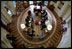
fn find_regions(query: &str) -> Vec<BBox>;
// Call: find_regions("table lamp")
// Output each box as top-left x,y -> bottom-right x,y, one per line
47,24 -> 52,30
20,24 -> 26,29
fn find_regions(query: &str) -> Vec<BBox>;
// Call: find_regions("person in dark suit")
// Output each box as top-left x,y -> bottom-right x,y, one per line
25,17 -> 33,27
41,19 -> 45,25
41,24 -> 47,30
25,10 -> 33,27
41,20 -> 46,30
38,2 -> 42,6
27,32 -> 34,38
25,16 -> 29,23
41,10 -> 48,20
25,23 -> 30,27
26,28 -> 35,38
44,12 -> 48,21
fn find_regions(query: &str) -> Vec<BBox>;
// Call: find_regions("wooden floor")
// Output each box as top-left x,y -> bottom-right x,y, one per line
7,7 -> 63,48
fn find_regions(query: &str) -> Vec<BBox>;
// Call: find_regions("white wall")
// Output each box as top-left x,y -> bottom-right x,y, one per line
57,24 -> 71,48
1,1 -> 12,24
50,1 -> 71,17
1,1 -> 16,25
50,1 -> 71,48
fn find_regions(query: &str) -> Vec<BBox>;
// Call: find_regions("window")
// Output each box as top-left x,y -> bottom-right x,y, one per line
1,19 -> 7,25
3,4 -> 7,7
12,1 -> 16,7
37,1 -> 42,3
3,4 -> 12,17
44,1 -> 48,5
29,1 -> 33,4
3,4 -> 8,11
1,14 -> 8,25
37,1 -> 42,6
